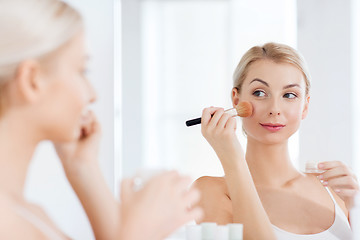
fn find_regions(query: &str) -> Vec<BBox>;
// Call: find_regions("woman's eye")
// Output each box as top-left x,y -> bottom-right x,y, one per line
284,93 -> 297,99
253,90 -> 266,97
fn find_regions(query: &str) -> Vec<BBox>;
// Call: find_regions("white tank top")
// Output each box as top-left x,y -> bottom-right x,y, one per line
14,204 -> 67,240
272,187 -> 353,240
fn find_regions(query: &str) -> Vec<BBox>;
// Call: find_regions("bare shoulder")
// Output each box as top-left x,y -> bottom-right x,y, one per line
192,176 -> 232,224
192,176 -> 228,194
0,193 -> 50,239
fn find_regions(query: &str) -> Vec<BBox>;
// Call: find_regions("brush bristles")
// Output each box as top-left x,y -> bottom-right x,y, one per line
235,101 -> 253,117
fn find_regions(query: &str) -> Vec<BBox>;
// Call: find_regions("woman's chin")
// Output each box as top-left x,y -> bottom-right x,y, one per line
248,133 -> 288,145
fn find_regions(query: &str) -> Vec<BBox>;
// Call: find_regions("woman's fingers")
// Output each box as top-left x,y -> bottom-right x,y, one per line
176,176 -> 193,191
217,113 -> 232,130
225,116 -> 237,131
80,110 -> 101,139
88,110 -> 101,134
186,206 -> 204,223
119,171 -> 204,240
318,161 -> 345,171
324,176 -> 359,189
318,161 -> 358,185
183,188 -> 201,207
80,110 -> 92,137
201,107 -> 222,126
207,108 -> 225,129
178,189 -> 203,225
201,107 -> 237,133
318,161 -> 359,210
334,188 -> 359,197
319,166 -> 350,180
332,188 -> 359,209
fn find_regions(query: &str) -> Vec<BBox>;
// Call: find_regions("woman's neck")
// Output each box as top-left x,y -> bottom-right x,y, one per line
245,137 -> 301,188
0,113 -> 39,199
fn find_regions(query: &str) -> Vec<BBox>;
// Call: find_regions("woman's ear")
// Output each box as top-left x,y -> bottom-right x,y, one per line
302,95 -> 310,119
232,87 -> 240,107
14,60 -> 44,104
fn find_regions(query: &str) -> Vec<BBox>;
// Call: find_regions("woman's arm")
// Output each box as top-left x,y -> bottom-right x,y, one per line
55,111 -> 203,240
200,107 -> 276,240
64,163 -> 119,240
54,111 -> 119,240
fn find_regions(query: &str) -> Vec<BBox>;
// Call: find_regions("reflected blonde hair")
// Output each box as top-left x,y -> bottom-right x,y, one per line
233,42 -> 311,95
0,0 -> 83,113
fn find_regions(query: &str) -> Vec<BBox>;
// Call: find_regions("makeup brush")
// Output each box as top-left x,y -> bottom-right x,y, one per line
185,101 -> 253,127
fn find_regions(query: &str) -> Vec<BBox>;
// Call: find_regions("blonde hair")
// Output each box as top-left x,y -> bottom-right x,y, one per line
233,42 -> 311,95
0,0 -> 83,113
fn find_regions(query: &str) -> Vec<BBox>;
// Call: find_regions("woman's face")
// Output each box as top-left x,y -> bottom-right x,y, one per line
37,31 -> 96,142
234,59 -> 310,145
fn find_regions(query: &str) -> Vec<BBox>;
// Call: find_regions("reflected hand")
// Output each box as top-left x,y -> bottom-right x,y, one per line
318,161 -> 359,209
119,171 -> 203,240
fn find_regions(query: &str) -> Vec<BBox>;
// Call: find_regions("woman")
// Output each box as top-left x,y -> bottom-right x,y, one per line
193,42 -> 357,240
0,0 -> 202,239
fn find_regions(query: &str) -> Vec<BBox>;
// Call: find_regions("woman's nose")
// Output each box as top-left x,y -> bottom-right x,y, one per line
269,111 -> 280,116
268,99 -> 281,116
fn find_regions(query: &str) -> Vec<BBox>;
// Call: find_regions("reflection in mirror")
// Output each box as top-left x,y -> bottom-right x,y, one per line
122,0 -> 298,179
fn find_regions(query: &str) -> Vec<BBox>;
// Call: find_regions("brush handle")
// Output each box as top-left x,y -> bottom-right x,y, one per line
185,108 -> 237,127
186,117 -> 201,127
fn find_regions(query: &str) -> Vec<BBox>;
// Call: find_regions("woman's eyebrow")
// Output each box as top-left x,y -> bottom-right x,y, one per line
250,79 -> 301,89
283,84 -> 301,89
250,78 -> 269,87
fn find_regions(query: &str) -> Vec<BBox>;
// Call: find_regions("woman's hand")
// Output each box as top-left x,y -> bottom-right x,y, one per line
318,161 -> 359,209
201,107 -> 244,167
200,107 -> 276,240
53,110 -> 100,174
118,171 -> 203,240
53,112 -> 122,240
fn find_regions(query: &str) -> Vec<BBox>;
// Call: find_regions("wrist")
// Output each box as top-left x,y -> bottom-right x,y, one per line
216,148 -> 244,166
64,161 -> 100,181
119,214 -> 148,240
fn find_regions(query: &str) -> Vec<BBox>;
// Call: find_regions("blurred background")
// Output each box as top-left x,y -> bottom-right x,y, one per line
23,0 -> 360,239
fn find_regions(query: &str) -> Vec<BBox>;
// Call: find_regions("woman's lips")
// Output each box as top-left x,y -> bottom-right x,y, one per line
260,123 -> 285,132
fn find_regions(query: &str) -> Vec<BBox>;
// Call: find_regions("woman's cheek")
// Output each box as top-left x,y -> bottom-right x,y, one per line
72,77 -> 89,107
241,109 -> 261,134
249,102 -> 269,121
286,103 -> 304,122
